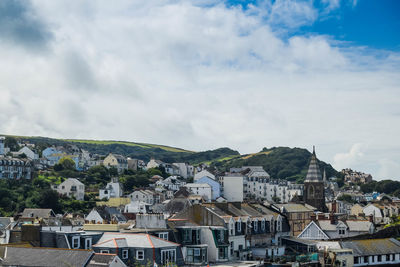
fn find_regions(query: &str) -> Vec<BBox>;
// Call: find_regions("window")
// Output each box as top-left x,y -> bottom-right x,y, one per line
261,220 -> 265,231
122,249 -> 129,259
161,249 -> 176,264
338,228 -> 346,235
253,221 -> 258,232
100,250 -> 109,254
230,223 -> 234,235
216,230 -> 225,243
158,232 -> 169,240
84,238 -> 92,250
237,222 -> 241,232
218,247 -> 227,259
136,250 -> 144,260
72,236 -> 80,249
183,229 -> 192,242
354,257 -> 359,264
378,255 -> 381,262
364,256 -> 369,263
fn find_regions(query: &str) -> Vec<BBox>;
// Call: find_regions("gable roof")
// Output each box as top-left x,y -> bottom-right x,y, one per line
2,247 -> 93,267
87,253 -> 125,267
93,233 -> 179,249
297,220 -> 330,240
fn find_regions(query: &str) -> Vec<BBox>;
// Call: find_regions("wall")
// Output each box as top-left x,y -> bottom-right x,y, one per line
222,176 -> 243,202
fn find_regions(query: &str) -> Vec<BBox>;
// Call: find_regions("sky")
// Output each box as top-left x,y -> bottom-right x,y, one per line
0,0 -> 399,180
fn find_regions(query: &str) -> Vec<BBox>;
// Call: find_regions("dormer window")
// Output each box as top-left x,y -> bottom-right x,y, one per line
338,227 -> 346,235
237,221 -> 241,232
253,220 -> 258,232
261,220 -> 265,231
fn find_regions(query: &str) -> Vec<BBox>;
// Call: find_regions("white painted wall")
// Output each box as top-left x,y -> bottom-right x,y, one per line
222,175 -> 243,202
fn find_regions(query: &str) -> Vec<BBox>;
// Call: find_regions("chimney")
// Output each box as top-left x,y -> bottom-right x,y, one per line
329,212 -> 335,224
310,214 -> 317,222
318,214 -> 325,221
332,200 -> 337,213
369,214 -> 374,223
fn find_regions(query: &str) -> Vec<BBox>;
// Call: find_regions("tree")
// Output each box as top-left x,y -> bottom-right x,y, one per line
5,137 -> 19,151
38,189 -> 62,213
58,157 -> 76,170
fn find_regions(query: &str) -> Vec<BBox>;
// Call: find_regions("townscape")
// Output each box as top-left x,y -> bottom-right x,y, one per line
1,136 -> 400,267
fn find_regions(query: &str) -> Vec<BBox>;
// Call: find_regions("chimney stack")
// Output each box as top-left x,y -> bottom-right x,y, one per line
329,212 -> 335,224
318,213 -> 325,221
311,214 -> 317,222
332,200 -> 337,213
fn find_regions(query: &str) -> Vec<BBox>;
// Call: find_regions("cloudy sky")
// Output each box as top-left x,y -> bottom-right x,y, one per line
0,0 -> 399,179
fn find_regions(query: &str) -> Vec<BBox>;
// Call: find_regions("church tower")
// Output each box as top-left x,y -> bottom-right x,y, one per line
303,146 -> 327,212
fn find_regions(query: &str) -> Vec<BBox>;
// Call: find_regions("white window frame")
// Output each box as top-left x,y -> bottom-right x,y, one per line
72,236 -> 80,249
122,249 -> 129,259
161,249 -> 176,264
253,220 -> 258,232
100,249 -> 110,254
84,238 -> 92,250
237,221 -> 241,232
136,250 -> 144,260
261,220 -> 265,231
158,232 -> 169,240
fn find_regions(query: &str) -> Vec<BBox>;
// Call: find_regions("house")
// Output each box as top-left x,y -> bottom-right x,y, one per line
341,238 -> 400,266
220,174 -> 243,202
128,189 -> 161,205
103,153 -> 128,174
363,204 -> 384,224
350,203 -> 365,217
88,253 -> 127,267
0,246 -> 126,267
194,169 -> 215,181
171,202 -> 290,261
92,232 -> 184,266
85,207 -> 127,224
124,201 -> 150,213
40,228 -> 103,250
52,178 -> 85,200
184,183 -> 212,201
14,146 -> 39,160
0,157 -> 33,179
99,177 -> 123,200
0,136 -> 4,155
156,176 -> 186,192
42,146 -> 66,166
271,203 -> 315,236
195,176 -> 221,200
297,216 -> 374,240
146,158 -> 164,169
21,208 -> 56,219
0,217 -> 13,244
173,163 -> 194,179
127,158 -> 138,171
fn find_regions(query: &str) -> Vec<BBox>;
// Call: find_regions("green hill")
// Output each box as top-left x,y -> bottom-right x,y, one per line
211,146 -> 338,183
4,135 -> 240,164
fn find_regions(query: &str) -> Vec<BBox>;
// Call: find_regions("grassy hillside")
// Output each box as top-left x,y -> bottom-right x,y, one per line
5,135 -> 239,164
212,147 -> 338,183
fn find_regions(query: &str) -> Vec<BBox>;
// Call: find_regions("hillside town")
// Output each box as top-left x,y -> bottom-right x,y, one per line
1,137 -> 400,267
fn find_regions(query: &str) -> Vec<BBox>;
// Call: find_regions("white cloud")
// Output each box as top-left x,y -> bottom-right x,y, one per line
0,0 -> 399,179
333,143 -> 365,170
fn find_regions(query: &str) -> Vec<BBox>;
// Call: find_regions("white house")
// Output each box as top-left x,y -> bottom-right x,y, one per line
52,178 -> 85,200
173,163 -> 194,179
99,178 -> 123,200
363,204 -> 384,224
221,174 -> 243,202
184,183 -> 212,201
124,200 -> 150,213
194,170 -> 215,181
85,209 -> 105,224
156,176 -> 185,192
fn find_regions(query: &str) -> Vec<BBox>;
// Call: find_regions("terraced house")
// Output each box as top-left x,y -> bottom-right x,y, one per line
0,157 -> 32,179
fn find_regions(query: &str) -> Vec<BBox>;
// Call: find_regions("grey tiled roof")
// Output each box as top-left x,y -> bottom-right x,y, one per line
2,247 -> 93,267
94,233 -> 179,249
340,238 -> 400,256
87,254 -> 123,267
21,208 -> 54,218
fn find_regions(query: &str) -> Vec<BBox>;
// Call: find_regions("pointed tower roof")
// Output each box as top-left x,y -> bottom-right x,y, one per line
305,146 -> 322,182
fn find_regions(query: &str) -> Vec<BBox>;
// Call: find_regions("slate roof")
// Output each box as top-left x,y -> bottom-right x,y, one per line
2,246 -> 93,267
276,203 -> 315,213
87,253 -> 123,267
21,208 -> 54,218
305,147 -> 322,182
93,233 -> 179,249
340,238 -> 400,256
0,217 -> 12,230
